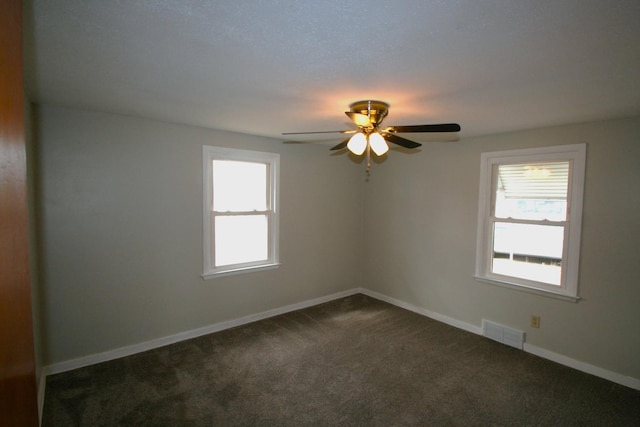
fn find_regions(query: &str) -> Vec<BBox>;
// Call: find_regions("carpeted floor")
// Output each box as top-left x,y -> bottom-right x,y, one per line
43,294 -> 640,426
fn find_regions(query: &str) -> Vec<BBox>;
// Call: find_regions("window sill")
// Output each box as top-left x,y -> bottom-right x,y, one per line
473,275 -> 580,302
202,263 -> 280,280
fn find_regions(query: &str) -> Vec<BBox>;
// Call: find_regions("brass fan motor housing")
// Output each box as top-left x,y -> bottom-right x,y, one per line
349,100 -> 390,126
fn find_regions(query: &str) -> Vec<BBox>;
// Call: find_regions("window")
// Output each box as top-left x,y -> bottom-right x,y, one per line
475,144 -> 586,300
203,146 -> 279,278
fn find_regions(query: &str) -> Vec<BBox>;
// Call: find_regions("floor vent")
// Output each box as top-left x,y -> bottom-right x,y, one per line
482,320 -> 525,350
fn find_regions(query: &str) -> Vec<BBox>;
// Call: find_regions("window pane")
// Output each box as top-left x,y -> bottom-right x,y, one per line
215,215 -> 268,266
495,162 -> 568,221
491,222 -> 564,286
213,160 -> 267,211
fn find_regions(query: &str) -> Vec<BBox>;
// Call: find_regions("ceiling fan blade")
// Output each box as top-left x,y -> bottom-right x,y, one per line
345,112 -> 372,127
388,123 -> 461,133
383,133 -> 422,149
282,130 -> 355,135
330,136 -> 351,151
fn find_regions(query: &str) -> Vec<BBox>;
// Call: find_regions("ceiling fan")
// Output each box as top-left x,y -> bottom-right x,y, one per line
283,100 -> 461,171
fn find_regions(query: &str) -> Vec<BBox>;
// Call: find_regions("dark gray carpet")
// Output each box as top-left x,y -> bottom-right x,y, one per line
43,294 -> 640,426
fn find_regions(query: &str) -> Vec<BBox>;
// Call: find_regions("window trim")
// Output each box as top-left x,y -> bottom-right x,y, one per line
474,144 -> 586,301
202,145 -> 280,279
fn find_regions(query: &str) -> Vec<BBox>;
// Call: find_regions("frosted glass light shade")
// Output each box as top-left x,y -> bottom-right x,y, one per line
369,132 -> 389,155
347,133 -> 367,155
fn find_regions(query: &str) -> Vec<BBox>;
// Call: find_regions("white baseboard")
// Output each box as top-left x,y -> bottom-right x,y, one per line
524,343 -> 640,391
38,372 -> 46,426
359,288 -> 483,335
41,286 -> 640,399
360,288 -> 640,391
43,288 -> 360,377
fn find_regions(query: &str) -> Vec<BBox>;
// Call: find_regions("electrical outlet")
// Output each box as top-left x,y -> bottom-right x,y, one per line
530,315 -> 541,328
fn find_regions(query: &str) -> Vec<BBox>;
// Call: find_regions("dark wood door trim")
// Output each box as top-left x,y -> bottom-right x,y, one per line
0,0 -> 40,424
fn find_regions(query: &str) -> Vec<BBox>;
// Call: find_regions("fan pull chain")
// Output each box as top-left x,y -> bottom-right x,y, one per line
365,101 -> 372,174
365,143 -> 372,181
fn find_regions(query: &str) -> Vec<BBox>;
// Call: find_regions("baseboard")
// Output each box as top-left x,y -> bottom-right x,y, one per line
41,286 -> 640,398
524,343 -> 640,391
359,288 -> 483,335
43,288 -> 360,377
38,371 -> 46,426
360,287 -> 640,391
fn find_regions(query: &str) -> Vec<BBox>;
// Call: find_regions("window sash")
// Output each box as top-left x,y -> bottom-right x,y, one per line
211,212 -> 272,268
212,160 -> 270,212
488,220 -> 568,287
210,210 -> 275,267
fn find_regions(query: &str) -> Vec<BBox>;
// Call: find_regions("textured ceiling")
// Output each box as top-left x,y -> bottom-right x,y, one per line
24,0 -> 640,142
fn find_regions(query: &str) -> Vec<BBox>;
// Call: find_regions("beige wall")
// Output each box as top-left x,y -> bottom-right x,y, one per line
37,105 -> 640,382
37,105 -> 364,365
362,117 -> 640,381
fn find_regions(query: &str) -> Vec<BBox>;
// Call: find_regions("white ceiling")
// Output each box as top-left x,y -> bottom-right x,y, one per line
24,0 -> 640,143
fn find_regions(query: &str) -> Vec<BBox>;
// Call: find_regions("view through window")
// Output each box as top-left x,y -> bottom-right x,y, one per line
491,162 -> 568,286
213,160 -> 269,267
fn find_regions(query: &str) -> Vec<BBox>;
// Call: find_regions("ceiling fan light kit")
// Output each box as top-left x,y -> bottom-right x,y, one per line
283,100 -> 461,172
346,132 -> 367,155
368,132 -> 389,156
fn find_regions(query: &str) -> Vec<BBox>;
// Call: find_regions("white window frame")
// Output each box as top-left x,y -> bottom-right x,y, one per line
202,145 -> 279,279
475,144 -> 586,301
